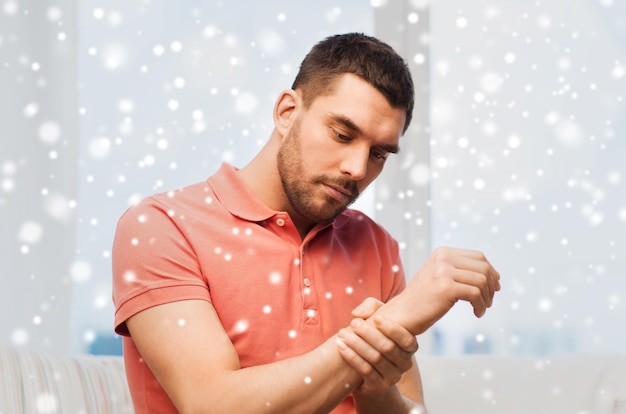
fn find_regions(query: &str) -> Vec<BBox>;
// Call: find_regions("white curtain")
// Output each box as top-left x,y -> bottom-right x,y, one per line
0,1 -> 78,354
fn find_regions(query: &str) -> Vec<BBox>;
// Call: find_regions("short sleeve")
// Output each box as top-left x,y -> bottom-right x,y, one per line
112,197 -> 211,336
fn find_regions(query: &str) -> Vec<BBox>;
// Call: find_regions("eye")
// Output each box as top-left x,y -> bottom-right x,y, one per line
334,130 -> 351,142
370,148 -> 390,162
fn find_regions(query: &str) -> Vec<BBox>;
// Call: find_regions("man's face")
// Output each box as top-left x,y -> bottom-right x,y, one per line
277,73 -> 406,226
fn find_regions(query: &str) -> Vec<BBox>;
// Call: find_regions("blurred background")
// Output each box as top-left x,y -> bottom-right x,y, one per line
1,0 -> 624,357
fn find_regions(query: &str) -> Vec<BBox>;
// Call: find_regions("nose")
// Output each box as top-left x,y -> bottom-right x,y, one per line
339,146 -> 369,181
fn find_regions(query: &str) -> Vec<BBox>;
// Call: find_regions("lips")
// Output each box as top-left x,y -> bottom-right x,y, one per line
323,183 -> 354,203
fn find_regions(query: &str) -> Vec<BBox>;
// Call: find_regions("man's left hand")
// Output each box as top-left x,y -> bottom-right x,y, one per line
336,298 -> 418,396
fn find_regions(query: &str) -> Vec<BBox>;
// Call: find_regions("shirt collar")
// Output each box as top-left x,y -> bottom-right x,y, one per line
207,162 -> 276,222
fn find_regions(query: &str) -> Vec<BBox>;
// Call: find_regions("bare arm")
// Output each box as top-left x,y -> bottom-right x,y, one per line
378,247 -> 501,336
126,247 -> 498,413
126,299 -> 362,414
337,247 -> 500,413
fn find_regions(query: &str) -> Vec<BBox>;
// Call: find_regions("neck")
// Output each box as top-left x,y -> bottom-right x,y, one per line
237,131 -> 315,238
237,131 -> 282,207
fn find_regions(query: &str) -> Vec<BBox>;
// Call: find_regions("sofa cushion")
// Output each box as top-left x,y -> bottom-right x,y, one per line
0,347 -> 133,413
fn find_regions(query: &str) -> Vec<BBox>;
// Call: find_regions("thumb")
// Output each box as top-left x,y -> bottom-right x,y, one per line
351,297 -> 384,318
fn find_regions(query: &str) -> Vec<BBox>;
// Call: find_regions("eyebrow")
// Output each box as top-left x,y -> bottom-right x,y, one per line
328,112 -> 401,154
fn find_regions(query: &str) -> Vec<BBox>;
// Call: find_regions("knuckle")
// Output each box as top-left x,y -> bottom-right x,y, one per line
363,297 -> 380,308
434,265 -> 452,281
399,359 -> 413,372
360,363 -> 375,377
432,246 -> 450,261
380,340 -> 396,355
369,351 -> 384,365
402,338 -> 418,352
435,274 -> 455,293
395,333 -> 416,351
470,286 -> 483,302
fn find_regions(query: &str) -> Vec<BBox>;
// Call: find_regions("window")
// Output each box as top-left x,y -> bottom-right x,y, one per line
73,0 -> 375,354
3,0 -> 624,358
428,0 -> 626,355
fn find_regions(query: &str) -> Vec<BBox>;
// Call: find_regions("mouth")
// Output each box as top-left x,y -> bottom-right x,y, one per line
322,183 -> 354,204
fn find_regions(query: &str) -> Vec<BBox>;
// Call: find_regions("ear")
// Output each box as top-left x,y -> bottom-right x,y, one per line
273,89 -> 300,137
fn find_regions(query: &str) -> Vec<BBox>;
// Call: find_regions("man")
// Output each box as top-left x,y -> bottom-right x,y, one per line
112,32 -> 501,413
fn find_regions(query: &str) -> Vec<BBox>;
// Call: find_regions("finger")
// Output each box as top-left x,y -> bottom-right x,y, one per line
448,248 -> 496,274
345,321 -> 400,378
483,266 -> 496,303
349,318 -> 414,373
446,281 -> 488,318
351,297 -> 384,319
477,254 -> 501,296
336,335 -> 376,379
337,329 -> 387,384
494,269 -> 502,291
437,246 -> 486,262
448,267 -> 491,312
372,314 -> 419,354
451,256 -> 498,307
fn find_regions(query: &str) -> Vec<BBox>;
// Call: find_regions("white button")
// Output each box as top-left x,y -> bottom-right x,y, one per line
303,277 -> 311,287
276,218 -> 285,226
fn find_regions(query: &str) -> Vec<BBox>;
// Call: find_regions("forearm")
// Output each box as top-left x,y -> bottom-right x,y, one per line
177,335 -> 362,414
128,300 -> 369,414
374,246 -> 502,336
374,291 -> 432,335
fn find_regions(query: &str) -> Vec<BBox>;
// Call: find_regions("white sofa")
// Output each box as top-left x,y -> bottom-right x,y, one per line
0,347 -> 133,413
2,346 -> 625,413
417,354 -> 626,414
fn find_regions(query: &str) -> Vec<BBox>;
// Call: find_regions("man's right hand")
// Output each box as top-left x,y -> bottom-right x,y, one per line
379,247 -> 501,335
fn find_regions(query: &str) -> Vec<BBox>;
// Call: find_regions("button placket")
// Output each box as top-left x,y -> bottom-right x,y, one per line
300,246 -> 319,324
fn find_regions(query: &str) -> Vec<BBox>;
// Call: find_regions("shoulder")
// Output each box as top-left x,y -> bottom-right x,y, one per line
116,181 -> 214,225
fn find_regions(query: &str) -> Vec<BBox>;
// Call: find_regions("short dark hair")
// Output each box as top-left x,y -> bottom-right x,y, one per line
291,32 -> 414,134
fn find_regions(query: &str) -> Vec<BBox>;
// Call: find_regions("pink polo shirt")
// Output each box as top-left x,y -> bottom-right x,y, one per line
112,162 -> 406,413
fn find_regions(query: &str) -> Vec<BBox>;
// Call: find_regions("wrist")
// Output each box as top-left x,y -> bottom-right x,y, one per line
376,295 -> 427,335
